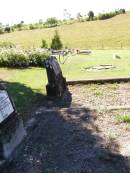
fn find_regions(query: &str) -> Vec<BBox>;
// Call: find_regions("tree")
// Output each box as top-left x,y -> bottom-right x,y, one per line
4,26 -> 11,33
119,8 -> 126,14
88,11 -> 94,20
20,21 -> 24,25
41,39 -> 48,48
16,21 -> 24,31
45,17 -> 58,27
51,30 -> 63,50
77,13 -> 82,21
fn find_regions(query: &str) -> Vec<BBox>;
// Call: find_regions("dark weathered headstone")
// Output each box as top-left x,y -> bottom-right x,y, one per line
0,84 -> 26,163
44,56 -> 68,97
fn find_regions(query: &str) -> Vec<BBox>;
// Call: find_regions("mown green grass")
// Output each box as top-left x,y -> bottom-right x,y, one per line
0,13 -> 130,48
62,50 -> 130,80
0,50 -> 130,117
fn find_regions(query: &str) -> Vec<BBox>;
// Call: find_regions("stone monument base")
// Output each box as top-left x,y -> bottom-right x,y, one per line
0,114 -> 26,161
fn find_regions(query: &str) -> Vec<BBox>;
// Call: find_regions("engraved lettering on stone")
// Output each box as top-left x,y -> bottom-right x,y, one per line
0,90 -> 14,123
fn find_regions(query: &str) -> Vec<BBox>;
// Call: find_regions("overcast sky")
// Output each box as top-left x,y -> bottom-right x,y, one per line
0,0 -> 130,25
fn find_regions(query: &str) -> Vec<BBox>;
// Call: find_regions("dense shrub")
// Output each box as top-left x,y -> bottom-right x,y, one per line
98,12 -> 117,20
6,52 -> 29,68
0,49 -> 29,68
28,50 -> 49,67
0,48 -> 49,68
119,9 -> 126,14
29,24 -> 37,30
115,9 -> 126,15
45,17 -> 58,27
4,26 -> 11,33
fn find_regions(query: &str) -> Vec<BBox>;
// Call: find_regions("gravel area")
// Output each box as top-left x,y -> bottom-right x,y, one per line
69,83 -> 130,108
2,83 -> 130,173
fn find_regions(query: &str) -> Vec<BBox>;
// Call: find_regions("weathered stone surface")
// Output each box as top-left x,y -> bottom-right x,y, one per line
44,56 -> 68,97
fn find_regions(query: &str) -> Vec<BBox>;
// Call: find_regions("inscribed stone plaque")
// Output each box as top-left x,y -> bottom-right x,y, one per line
0,90 -> 14,123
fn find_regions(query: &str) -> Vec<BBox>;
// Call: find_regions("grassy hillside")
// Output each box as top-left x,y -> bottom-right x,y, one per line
0,12 -> 130,49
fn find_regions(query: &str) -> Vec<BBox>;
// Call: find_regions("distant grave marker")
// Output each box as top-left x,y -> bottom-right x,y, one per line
44,56 -> 68,97
83,64 -> 115,72
76,49 -> 92,55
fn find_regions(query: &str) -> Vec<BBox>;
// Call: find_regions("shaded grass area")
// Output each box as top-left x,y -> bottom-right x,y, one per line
5,81 -> 46,121
0,68 -> 47,120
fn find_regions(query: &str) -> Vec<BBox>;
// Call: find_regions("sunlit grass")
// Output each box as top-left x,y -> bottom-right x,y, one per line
0,12 -> 130,48
116,115 -> 130,123
61,50 -> 130,80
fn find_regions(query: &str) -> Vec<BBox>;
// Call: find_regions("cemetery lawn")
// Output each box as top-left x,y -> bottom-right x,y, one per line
61,50 -> 130,80
0,50 -> 130,118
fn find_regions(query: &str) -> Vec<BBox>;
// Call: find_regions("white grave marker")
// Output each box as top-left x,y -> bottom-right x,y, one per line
0,90 -> 14,123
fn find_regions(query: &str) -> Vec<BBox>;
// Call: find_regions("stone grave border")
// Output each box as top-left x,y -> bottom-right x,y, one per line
67,77 -> 130,85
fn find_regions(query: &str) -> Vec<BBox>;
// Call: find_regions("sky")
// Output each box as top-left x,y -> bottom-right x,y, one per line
0,0 -> 130,25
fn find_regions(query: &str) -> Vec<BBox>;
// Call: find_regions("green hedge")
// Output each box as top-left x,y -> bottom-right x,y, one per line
98,12 -> 117,20
0,48 -> 49,68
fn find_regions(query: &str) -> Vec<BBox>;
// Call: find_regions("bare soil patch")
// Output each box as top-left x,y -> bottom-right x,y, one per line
70,83 -> 130,107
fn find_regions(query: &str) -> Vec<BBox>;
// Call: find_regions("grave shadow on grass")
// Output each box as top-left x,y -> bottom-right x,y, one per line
0,80 -> 47,121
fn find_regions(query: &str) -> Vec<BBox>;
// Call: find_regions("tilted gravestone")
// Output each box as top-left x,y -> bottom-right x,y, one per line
44,56 -> 68,97
0,84 -> 26,163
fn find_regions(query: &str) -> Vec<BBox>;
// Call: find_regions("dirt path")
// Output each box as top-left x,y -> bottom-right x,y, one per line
3,84 -> 130,173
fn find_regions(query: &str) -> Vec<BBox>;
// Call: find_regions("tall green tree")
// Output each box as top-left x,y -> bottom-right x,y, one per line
88,11 -> 94,20
51,30 -> 63,50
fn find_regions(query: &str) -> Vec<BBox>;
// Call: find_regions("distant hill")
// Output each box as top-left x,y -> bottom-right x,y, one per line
0,12 -> 130,49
